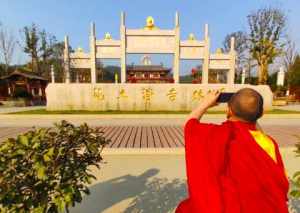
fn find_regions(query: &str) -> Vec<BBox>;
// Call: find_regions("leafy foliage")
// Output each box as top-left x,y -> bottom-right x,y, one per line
22,23 -> 68,79
247,7 -> 286,84
290,135 -> 300,199
23,24 -> 39,73
0,120 -> 110,213
288,55 -> 300,87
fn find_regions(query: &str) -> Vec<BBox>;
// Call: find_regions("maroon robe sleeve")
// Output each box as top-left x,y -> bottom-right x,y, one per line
182,118 -> 230,213
269,136 -> 290,201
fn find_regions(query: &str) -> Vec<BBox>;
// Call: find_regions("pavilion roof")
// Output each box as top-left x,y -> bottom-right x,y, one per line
0,70 -> 48,81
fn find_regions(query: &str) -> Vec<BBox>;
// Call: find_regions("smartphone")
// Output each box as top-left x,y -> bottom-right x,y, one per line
216,92 -> 235,103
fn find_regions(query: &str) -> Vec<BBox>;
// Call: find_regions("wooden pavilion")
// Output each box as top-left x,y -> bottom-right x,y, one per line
0,70 -> 48,104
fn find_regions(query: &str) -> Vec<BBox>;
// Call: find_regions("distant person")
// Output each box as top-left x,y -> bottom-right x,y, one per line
176,88 -> 289,213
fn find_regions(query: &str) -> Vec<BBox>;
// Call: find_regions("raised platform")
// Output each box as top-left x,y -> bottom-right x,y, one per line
46,83 -> 273,111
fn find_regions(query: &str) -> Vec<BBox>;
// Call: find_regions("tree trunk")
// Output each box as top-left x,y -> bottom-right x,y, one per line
258,63 -> 268,85
32,57 -> 39,73
4,63 -> 9,75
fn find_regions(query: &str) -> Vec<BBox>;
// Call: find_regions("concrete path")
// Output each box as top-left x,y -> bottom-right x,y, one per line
69,149 -> 300,213
275,104 -> 300,112
0,106 -> 45,114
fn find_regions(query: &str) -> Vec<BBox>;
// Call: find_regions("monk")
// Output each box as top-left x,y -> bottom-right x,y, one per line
176,88 -> 289,213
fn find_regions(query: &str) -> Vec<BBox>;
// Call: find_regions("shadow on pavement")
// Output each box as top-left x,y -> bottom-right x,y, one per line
67,168 -> 300,212
289,179 -> 300,213
123,177 -> 186,213
289,198 -> 300,213
70,168 -> 187,213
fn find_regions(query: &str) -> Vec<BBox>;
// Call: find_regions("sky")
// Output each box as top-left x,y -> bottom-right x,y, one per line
1,0 -> 299,74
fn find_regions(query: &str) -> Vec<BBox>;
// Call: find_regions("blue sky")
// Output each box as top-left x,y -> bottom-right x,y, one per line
1,0 -> 299,73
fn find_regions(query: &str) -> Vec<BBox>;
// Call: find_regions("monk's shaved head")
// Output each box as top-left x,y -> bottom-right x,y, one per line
228,88 -> 264,123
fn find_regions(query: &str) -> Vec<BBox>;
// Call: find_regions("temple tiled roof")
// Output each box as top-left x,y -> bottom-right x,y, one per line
126,65 -> 171,72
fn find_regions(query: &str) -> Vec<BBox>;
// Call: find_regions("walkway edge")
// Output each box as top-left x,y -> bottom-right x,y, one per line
1,114 -> 300,119
102,147 -> 295,155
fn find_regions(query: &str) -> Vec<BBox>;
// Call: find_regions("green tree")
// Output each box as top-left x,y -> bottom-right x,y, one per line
267,71 -> 278,91
23,23 -> 39,73
49,42 -> 65,82
247,7 -> 286,85
287,55 -> 300,87
39,30 -> 57,77
22,24 -> 62,78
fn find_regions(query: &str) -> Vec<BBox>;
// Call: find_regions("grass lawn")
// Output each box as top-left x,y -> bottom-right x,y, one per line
9,109 -> 300,114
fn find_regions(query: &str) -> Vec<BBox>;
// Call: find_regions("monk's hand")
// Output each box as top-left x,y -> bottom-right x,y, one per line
186,90 -> 221,122
201,90 -> 221,109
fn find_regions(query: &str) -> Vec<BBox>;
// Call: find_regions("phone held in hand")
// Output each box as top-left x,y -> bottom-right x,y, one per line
216,92 -> 235,103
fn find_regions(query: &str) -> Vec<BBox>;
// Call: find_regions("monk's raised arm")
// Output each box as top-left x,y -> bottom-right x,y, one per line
185,90 -> 220,124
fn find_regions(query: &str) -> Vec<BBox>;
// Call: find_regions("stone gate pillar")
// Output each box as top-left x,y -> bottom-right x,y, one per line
90,22 -> 97,84
173,12 -> 180,83
64,36 -> 70,83
228,37 -> 236,85
202,24 -> 210,84
120,12 -> 126,83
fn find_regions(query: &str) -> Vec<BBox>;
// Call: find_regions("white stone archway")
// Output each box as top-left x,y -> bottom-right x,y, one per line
64,12 -> 236,85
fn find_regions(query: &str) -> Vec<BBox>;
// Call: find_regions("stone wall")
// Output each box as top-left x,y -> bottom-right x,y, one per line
46,83 -> 273,111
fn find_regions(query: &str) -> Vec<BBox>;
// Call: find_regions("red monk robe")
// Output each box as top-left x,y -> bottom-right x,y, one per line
176,118 -> 289,213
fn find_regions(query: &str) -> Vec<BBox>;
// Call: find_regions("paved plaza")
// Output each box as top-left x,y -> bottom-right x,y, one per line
0,113 -> 299,212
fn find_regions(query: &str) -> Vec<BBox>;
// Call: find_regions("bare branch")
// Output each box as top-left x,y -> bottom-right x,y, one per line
0,24 -> 16,74
282,36 -> 297,72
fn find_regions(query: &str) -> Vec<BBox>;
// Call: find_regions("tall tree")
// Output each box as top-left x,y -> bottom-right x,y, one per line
247,7 -> 286,84
49,41 -> 65,82
288,55 -> 300,87
22,24 -> 59,77
282,37 -> 297,72
23,23 -> 39,73
223,31 -> 249,80
39,29 -> 57,76
0,23 -> 16,75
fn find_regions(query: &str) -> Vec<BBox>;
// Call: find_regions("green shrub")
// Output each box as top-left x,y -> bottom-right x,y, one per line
290,135 -> 300,199
0,120 -> 110,213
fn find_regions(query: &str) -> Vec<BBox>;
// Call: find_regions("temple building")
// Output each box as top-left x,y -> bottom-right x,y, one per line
126,55 -> 173,83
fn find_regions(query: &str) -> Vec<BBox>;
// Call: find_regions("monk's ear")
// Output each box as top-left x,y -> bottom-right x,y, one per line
227,106 -> 233,117
255,108 -> 264,120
